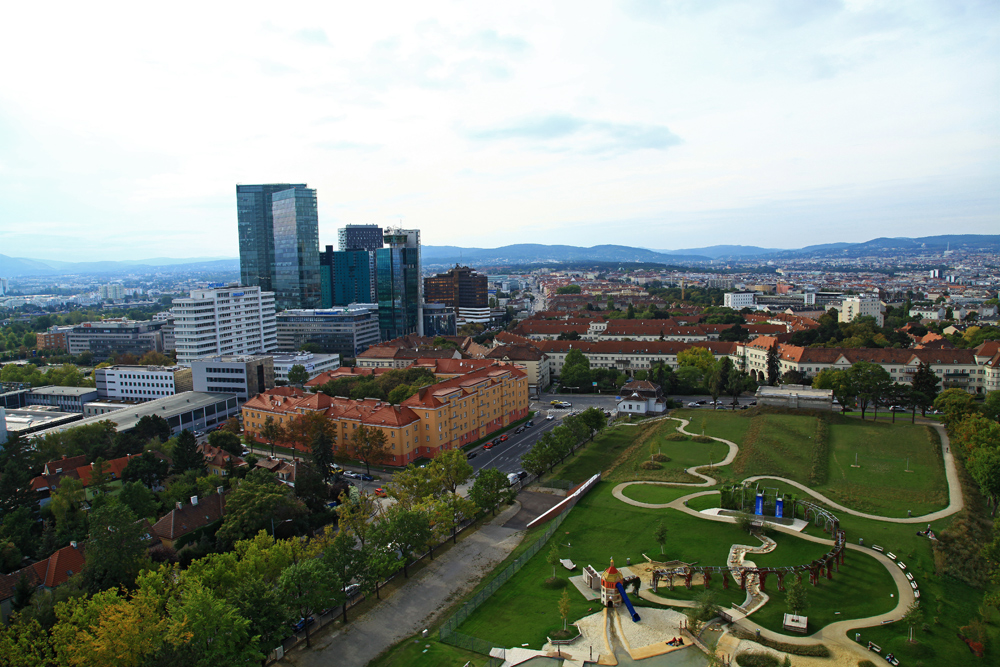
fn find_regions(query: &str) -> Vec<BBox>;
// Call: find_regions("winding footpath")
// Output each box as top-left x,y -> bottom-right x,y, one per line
610,415 -> 960,663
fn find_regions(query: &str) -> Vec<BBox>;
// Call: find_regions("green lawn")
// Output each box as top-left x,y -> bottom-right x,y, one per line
752,548 -> 897,634
620,484 -> 695,505
671,409 -> 755,445
731,413 -> 820,482
684,492 -> 722,512
543,424 -> 645,485
368,636 -> 491,667
816,420 -> 947,516
606,423 -> 731,484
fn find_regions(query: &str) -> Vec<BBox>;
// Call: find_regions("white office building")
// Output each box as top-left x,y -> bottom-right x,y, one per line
95,365 -> 193,402
839,294 -> 885,327
723,292 -> 757,310
272,352 -> 340,384
172,284 -> 277,364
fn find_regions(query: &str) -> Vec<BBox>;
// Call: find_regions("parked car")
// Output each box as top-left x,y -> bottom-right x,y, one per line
515,427 -> 524,434
550,400 -> 562,406
374,488 -> 387,498
500,434 -> 509,442
696,400 -> 707,405
546,415 -> 554,420
483,442 -> 494,450
526,421 -> 534,427
507,472 -> 520,486
358,473 -> 374,482
559,402 -> 572,408
342,471 -> 360,479
291,616 -> 315,632
344,583 -> 361,598
467,452 -> 478,460
688,402 -> 700,407
517,471 -> 528,480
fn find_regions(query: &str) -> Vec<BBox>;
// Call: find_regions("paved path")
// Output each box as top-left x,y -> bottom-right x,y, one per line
278,503 -> 526,667
745,423 -> 962,523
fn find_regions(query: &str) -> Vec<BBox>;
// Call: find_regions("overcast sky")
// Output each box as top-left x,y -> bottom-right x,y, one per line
1,0 -> 997,261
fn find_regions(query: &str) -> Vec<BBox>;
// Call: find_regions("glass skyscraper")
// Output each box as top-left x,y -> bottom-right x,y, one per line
319,245 -> 373,307
272,187 -> 321,310
376,228 -> 422,339
237,183 -> 306,291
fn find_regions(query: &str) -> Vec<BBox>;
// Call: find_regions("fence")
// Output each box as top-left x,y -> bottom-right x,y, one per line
440,472 -> 600,650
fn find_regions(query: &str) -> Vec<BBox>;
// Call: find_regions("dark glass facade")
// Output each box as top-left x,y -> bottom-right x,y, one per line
338,224 -> 384,251
237,183 -> 306,291
319,246 -> 373,307
424,265 -> 489,309
376,246 -> 420,339
272,187 -> 321,310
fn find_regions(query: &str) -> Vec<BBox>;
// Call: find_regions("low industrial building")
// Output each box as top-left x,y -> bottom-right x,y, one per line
190,355 -> 274,402
95,365 -> 193,402
26,386 -> 99,413
272,352 -> 340,384
755,385 -> 834,411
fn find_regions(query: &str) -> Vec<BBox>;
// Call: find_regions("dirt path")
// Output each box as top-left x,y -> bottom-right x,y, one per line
277,503 -> 525,667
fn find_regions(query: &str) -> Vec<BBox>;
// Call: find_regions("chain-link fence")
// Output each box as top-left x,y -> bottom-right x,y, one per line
441,508 -> 569,641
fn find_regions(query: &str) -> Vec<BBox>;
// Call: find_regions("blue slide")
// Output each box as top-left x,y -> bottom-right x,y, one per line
615,582 -> 641,622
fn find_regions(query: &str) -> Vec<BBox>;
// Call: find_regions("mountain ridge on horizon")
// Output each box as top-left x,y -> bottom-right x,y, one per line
1,234 -> 997,278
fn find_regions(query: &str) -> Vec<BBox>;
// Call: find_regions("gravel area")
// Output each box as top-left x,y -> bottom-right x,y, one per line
615,607 -> 688,649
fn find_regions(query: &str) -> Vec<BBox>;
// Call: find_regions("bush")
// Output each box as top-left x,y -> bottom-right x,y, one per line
736,653 -> 780,667
858,661 -> 877,667
664,433 -> 688,441
640,461 -> 662,470
730,627 -> 831,657
651,453 -> 671,462
548,626 -> 580,641
692,435 -> 714,443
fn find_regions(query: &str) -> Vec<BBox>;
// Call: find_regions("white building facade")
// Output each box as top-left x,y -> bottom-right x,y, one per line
271,352 -> 340,384
172,284 -> 277,364
839,294 -> 885,327
723,292 -> 756,310
94,365 -> 193,402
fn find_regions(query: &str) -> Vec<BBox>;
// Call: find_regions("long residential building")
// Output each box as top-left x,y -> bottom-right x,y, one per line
241,364 -> 530,465
171,284 -> 277,364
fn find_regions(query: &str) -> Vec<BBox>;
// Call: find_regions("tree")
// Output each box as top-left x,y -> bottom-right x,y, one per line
81,500 -> 148,594
425,492 -> 476,544
0,453 -> 35,516
910,361 -> 941,416
967,445 -> 1000,515
901,600 -> 922,641
430,448 -> 473,494
521,439 -> 554,477
556,284 -> 581,295
279,559 -> 342,648
350,424 -> 390,476
766,341 -> 780,386
0,617 -> 54,666
259,416 -> 283,458
91,457 -> 113,495
559,348 -> 592,389
294,463 -> 329,513
708,358 -> 732,408
726,366 -> 750,409
934,388 -> 977,429
122,450 -> 170,489
287,364 -> 309,387
677,347 -> 716,376
217,468 -> 304,546
847,361 -> 892,420
654,520 -> 667,555
470,468 -> 511,516
387,508 -> 432,578
558,588 -> 571,631
321,528 -> 360,623
546,542 -> 560,580
164,579 -> 262,666
132,414 -> 171,444
208,430 -> 243,456
387,464 -> 441,510
785,577 -> 808,615
282,411 -> 336,454
813,368 -> 856,413
335,489 -> 381,548
118,480 -> 159,519
358,521 -> 398,599
311,430 -> 336,483
172,430 -> 204,474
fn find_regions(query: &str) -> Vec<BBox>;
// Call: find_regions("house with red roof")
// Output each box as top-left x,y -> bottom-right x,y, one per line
0,543 -> 85,624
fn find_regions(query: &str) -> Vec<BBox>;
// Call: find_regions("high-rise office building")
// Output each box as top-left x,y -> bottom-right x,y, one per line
171,284 -> 277,364
272,187 -> 321,310
275,305 -> 381,358
376,228 -> 422,339
424,265 -> 489,324
338,224 -> 383,251
237,183 -> 307,292
319,245 -> 374,307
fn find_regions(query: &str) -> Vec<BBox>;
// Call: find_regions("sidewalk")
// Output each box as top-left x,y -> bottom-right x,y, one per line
278,502 -> 526,667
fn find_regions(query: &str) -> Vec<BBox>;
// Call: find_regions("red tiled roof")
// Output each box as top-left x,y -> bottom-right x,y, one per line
151,491 -> 229,542
0,543 -> 85,602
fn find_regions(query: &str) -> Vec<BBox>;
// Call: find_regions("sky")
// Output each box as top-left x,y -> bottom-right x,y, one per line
0,0 -> 998,261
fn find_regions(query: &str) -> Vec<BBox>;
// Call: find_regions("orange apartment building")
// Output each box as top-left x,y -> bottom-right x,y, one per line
242,364 -> 530,466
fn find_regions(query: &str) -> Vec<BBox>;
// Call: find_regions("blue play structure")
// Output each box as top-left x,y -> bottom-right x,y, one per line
615,582 -> 641,622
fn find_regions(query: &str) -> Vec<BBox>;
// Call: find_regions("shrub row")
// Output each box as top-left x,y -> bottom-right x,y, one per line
664,432 -> 688,441
735,653 -> 780,667
808,415 -> 830,486
692,435 -> 715,444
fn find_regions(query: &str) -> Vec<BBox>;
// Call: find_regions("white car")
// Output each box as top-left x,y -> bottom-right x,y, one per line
342,471 -> 360,479
546,415 -> 554,420
688,402 -> 700,407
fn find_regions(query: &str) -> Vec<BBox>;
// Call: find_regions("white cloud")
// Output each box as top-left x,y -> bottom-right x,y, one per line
0,0 -> 996,260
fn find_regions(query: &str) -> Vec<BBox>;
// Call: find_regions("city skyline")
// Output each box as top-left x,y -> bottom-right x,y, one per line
1,1 -> 998,261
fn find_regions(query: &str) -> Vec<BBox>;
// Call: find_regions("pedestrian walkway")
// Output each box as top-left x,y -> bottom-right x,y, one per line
277,502 -> 525,667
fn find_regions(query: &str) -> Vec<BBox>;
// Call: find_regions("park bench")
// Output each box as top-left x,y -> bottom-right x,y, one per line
886,552 -> 896,560
897,561 -> 907,570
560,559 -> 577,571
906,573 -> 913,581
872,545 -> 884,552
867,641 -> 882,653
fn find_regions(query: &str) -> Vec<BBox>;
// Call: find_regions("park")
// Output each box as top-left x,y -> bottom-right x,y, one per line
370,402 -> 995,667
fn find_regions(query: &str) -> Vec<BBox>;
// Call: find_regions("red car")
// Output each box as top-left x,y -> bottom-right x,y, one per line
500,434 -> 509,442
483,443 -> 494,450
374,488 -> 387,498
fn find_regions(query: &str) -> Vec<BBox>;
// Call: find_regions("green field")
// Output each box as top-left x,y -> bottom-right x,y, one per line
817,420 -> 946,516
369,636 -> 490,667
543,424 -> 643,485
672,408 -> 755,445
752,548 -> 897,634
606,426 -> 731,484
620,483 -> 695,505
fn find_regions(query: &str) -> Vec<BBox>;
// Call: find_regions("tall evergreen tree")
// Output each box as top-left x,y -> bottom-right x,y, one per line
171,430 -> 204,474
910,361 -> 941,416
765,341 -> 781,386
310,430 -> 335,483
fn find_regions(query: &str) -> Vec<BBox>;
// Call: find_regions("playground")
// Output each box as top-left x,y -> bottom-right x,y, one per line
432,407 -> 988,667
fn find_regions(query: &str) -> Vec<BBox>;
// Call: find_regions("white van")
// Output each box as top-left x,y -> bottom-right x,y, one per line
507,473 -> 520,487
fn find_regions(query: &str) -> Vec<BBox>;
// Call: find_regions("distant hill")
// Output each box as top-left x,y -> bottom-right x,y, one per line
422,244 -> 711,266
651,245 -> 782,259
0,254 -> 240,278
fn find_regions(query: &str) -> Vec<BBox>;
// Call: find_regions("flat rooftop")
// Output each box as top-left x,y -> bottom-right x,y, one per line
5,408 -> 83,433
30,386 -> 99,397
32,391 -> 238,436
